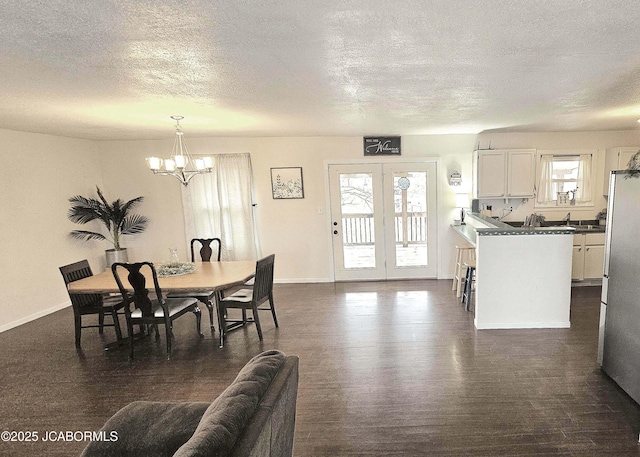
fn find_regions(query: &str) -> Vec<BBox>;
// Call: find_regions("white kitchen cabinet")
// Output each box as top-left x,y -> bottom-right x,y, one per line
572,245 -> 585,280
572,232 -> 605,281
507,150 -> 537,197
584,244 -> 605,279
475,150 -> 506,197
474,149 -> 536,199
603,147 -> 638,196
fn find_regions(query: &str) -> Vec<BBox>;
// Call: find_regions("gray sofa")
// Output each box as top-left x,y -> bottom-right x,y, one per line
80,350 -> 299,457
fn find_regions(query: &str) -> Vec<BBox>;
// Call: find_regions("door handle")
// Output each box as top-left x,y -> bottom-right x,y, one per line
333,230 -> 338,235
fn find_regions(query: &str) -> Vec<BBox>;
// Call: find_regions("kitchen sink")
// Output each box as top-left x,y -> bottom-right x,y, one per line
572,225 -> 605,232
546,224 -> 605,232
504,219 -> 605,232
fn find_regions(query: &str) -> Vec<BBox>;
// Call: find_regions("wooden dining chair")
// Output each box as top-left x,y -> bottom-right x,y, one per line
167,238 -> 222,332
190,238 -> 222,262
59,260 -> 124,348
218,254 -> 278,347
111,262 -> 203,359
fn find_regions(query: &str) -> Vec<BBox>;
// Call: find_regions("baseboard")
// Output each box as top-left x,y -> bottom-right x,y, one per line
474,320 -> 571,330
274,278 -> 332,284
0,300 -> 70,334
571,279 -> 602,287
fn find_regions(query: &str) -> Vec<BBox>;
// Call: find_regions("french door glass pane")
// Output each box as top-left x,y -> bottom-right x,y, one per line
339,172 -> 375,269
393,171 -> 427,267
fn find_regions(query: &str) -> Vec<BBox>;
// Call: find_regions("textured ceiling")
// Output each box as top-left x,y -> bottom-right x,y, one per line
1,0 -> 640,140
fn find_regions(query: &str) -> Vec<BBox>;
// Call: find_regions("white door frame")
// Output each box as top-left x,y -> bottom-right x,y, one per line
329,163 -> 386,281
326,158 -> 439,281
383,161 -> 438,279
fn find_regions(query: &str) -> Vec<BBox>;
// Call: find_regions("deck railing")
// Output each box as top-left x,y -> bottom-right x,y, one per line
341,212 -> 426,245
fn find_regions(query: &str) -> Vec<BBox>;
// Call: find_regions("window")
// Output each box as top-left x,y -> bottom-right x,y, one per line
536,154 -> 593,207
182,153 -> 259,261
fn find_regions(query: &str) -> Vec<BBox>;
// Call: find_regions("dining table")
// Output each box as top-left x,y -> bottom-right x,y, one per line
67,260 -> 256,348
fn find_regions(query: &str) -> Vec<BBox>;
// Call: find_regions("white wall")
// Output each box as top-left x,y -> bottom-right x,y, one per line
0,129 -> 105,331
96,134 -> 478,284
3,127 -> 639,332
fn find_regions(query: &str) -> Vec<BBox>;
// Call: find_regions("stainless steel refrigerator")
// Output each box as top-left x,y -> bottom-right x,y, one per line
601,170 -> 640,405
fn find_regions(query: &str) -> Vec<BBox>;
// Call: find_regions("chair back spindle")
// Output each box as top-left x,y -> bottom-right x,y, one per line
60,260 -> 103,311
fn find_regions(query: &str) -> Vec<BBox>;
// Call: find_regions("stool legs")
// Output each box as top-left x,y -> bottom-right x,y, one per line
452,249 -> 463,293
461,267 -> 470,304
461,266 -> 476,311
456,263 -> 466,298
453,247 -> 475,298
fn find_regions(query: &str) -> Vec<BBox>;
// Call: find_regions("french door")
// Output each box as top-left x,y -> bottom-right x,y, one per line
329,162 -> 437,281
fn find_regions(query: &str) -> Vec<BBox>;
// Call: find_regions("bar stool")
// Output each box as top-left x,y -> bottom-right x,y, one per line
461,259 -> 476,311
452,244 -> 476,298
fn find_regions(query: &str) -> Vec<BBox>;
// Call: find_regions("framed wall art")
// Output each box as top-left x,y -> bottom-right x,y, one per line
363,136 -> 401,156
271,167 -> 304,199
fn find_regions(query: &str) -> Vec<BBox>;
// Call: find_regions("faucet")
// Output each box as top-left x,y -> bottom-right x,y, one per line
562,212 -> 571,225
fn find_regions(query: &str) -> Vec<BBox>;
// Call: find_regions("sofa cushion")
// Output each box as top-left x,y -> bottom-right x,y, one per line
173,350 -> 287,457
80,401 -> 210,457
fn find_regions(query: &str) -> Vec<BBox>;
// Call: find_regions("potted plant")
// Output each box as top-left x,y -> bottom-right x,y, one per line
596,208 -> 607,226
68,186 -> 149,265
525,213 -> 546,227
627,149 -> 640,176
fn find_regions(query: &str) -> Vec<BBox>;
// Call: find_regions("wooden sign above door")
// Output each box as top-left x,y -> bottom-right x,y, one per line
363,136 -> 401,156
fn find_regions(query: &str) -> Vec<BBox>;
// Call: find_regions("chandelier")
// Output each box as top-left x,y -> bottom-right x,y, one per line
145,116 -> 214,186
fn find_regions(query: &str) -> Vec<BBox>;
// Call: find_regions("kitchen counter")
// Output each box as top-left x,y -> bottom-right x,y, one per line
452,213 -> 575,246
452,212 -> 574,330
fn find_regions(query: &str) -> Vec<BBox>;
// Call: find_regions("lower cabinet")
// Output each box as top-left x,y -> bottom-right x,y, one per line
584,244 -> 605,279
572,233 -> 605,281
572,245 -> 585,280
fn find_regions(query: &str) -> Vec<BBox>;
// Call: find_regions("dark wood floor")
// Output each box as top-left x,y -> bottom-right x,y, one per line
1,281 -> 639,456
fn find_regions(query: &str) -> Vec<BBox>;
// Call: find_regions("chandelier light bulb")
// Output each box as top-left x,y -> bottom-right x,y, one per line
173,154 -> 187,169
146,156 -> 162,171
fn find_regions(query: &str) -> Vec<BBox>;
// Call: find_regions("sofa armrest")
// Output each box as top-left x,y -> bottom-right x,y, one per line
80,401 -> 209,457
230,356 -> 299,457
174,350 -> 290,457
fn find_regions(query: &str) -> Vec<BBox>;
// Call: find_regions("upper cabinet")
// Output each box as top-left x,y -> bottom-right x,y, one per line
475,150 -> 506,198
603,147 -> 638,196
473,149 -> 536,199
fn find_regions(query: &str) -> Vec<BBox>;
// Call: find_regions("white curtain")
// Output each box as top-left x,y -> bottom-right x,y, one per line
536,155 -> 554,204
575,154 -> 592,203
182,153 -> 259,261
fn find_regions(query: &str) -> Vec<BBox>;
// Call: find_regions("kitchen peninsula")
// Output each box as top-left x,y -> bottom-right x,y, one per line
453,213 -> 575,329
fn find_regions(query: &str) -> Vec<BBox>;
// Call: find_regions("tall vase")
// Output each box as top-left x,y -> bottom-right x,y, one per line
106,248 -> 128,267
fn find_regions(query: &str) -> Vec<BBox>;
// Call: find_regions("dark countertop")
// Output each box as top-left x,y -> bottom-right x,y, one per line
501,218 -> 605,233
452,213 -> 577,246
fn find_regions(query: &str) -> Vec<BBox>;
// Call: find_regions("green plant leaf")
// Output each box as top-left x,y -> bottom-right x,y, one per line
67,186 -> 148,249
120,214 -> 150,235
69,230 -> 107,242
